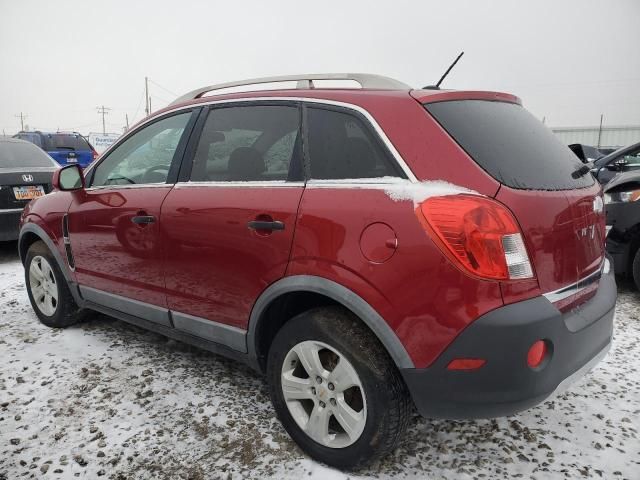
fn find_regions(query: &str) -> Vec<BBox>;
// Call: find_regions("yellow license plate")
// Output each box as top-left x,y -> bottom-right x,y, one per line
13,185 -> 45,200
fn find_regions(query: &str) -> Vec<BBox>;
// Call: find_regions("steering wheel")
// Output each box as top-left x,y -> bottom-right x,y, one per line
105,175 -> 135,185
142,164 -> 170,183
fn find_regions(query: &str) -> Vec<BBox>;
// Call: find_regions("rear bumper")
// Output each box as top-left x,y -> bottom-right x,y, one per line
0,208 -> 23,241
401,260 -> 616,419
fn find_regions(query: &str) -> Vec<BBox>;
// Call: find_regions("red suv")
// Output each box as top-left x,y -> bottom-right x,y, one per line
19,74 -> 616,469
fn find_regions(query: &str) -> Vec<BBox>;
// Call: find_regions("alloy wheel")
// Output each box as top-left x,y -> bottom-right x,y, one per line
281,340 -> 367,448
29,255 -> 58,316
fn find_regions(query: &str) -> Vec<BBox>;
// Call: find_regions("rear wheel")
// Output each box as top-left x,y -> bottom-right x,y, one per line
266,306 -> 411,470
25,241 -> 84,328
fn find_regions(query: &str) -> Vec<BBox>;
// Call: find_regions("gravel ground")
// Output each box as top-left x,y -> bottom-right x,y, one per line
0,241 -> 638,480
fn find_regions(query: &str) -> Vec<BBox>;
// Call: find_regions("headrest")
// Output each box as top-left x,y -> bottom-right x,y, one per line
335,137 -> 376,178
228,146 -> 265,181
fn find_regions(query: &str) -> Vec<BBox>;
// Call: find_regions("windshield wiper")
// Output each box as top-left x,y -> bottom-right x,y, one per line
572,161 -> 594,179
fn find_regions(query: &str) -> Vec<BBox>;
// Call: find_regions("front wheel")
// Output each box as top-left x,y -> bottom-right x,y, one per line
267,307 -> 411,470
25,240 -> 84,328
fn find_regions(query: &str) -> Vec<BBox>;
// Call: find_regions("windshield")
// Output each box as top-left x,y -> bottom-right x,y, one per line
0,141 -> 58,168
594,143 -> 640,167
425,100 -> 594,190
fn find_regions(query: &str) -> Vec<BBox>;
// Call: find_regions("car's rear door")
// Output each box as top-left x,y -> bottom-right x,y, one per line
66,110 -> 198,322
160,102 -> 304,349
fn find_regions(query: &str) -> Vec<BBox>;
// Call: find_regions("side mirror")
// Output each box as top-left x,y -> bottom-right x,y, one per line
53,164 -> 85,191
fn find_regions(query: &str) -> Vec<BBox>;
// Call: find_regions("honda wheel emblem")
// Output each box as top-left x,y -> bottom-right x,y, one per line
22,174 -> 33,182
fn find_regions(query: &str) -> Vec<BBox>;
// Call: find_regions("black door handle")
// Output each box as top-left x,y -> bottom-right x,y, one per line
131,215 -> 156,225
247,220 -> 285,231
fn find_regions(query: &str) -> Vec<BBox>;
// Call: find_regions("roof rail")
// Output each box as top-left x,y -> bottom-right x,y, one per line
169,73 -> 412,106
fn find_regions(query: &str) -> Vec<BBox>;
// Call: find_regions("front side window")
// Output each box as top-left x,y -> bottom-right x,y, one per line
306,107 -> 402,180
91,112 -> 191,187
190,105 -> 300,182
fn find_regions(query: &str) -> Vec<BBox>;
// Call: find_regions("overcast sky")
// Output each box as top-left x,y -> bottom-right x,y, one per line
1,0 -> 639,135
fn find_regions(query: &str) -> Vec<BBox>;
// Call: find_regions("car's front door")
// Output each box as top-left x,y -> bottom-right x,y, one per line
67,111 -> 196,320
161,103 -> 304,348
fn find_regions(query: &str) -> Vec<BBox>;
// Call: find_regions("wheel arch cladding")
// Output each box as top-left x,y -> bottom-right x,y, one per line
19,223 -> 70,283
247,275 -> 414,372
19,231 -> 41,265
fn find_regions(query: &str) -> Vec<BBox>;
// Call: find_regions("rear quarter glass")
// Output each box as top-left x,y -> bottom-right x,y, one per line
424,100 -> 594,191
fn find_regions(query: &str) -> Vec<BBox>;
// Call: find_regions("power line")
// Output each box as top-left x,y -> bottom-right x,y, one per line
148,78 -> 179,97
96,106 -> 111,135
150,93 -> 172,106
130,87 -> 146,125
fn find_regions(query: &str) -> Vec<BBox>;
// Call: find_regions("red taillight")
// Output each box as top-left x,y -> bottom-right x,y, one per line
527,340 -> 548,368
419,195 -> 534,281
447,358 -> 486,370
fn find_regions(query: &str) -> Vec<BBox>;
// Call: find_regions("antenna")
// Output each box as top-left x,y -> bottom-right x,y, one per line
423,51 -> 464,90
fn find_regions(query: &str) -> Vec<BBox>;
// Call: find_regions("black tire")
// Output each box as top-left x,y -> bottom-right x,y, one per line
633,247 -> 640,291
25,240 -> 84,328
267,306 -> 412,470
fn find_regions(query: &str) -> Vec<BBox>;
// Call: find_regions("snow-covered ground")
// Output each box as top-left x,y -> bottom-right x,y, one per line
0,241 -> 638,480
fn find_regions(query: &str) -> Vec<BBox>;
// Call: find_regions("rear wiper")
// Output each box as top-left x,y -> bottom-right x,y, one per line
55,146 -> 75,150
572,161 -> 594,179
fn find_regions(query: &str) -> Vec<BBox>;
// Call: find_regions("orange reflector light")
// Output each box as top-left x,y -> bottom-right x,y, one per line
447,358 -> 486,370
527,340 -> 548,368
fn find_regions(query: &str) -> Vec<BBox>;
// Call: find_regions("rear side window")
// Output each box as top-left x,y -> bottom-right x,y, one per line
15,133 -> 42,147
190,105 -> 301,182
43,134 -> 91,151
306,107 -> 403,180
425,100 -> 594,190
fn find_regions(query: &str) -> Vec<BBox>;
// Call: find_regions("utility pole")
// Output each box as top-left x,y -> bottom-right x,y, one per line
145,76 -> 150,116
597,114 -> 604,148
125,113 -> 129,132
96,106 -> 111,135
15,112 -> 27,131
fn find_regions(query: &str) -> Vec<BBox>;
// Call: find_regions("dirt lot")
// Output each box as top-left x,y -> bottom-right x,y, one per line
0,241 -> 638,479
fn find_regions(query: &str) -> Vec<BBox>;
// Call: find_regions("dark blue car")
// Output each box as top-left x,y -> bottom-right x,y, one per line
13,131 -> 98,168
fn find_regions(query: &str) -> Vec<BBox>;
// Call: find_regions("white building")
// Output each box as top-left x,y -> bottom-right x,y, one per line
551,125 -> 640,150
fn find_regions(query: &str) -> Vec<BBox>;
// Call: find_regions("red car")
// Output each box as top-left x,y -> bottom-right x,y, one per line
19,74 -> 616,469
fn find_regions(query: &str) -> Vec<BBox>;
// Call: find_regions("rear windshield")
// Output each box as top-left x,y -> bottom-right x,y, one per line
0,141 -> 57,168
425,100 -> 594,190
43,134 -> 91,151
